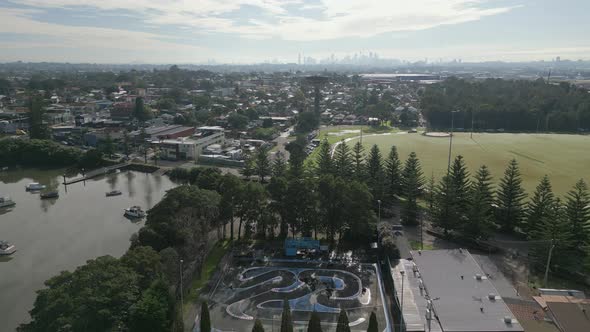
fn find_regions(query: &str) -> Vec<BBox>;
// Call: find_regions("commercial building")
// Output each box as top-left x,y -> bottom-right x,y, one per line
391,249 -> 524,332
152,126 -> 225,161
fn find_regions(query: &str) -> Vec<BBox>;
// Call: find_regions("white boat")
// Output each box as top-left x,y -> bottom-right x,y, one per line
25,183 -> 46,191
106,190 -> 122,197
0,196 -> 16,208
124,206 -> 146,218
0,241 -> 16,256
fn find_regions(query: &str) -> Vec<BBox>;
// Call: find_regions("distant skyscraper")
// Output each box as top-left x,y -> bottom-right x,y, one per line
298,53 -> 301,65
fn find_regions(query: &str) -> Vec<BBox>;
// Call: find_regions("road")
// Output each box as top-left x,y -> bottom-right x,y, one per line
271,126 -> 294,160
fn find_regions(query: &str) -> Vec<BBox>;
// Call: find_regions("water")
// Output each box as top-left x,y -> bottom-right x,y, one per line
0,168 -> 178,332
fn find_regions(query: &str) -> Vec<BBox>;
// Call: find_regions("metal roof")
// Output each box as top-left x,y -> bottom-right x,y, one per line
410,249 -> 524,332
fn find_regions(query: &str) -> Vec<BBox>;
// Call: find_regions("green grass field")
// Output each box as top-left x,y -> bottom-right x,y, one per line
349,132 -> 589,196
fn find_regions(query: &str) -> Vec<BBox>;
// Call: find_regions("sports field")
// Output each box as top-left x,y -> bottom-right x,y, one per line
350,131 -> 590,196
205,262 -> 389,332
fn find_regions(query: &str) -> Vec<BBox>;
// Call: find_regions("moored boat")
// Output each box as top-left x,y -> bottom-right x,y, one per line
124,206 -> 145,218
0,196 -> 16,208
40,191 -> 59,199
0,241 -> 16,256
25,183 -> 46,191
106,190 -> 122,197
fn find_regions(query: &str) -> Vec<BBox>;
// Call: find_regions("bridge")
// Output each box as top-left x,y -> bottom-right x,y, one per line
62,163 -> 129,185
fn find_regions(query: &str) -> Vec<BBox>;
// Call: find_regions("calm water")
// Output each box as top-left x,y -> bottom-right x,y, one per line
0,169 -> 177,332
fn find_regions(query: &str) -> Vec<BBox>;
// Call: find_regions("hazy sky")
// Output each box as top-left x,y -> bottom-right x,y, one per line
0,0 -> 588,64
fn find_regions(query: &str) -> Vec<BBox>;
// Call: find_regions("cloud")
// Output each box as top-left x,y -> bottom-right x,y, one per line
0,8 -> 210,62
8,0 -> 517,41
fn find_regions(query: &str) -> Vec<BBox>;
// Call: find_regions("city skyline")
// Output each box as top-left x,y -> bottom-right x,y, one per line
0,0 -> 589,64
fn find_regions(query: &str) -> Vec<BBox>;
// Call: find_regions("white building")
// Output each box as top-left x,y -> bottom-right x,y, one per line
153,126 -> 225,161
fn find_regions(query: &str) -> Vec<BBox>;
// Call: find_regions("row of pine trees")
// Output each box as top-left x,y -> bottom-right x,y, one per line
200,300 -> 380,332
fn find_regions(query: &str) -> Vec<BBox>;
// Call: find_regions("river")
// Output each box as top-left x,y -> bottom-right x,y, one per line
0,168 -> 178,332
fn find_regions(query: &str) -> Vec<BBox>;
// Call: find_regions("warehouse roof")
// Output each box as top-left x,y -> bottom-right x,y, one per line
410,249 -> 524,332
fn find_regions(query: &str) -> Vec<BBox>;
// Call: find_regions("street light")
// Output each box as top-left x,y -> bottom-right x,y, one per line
377,200 -> 382,223
180,259 -> 184,325
400,270 -> 405,332
447,110 -> 460,173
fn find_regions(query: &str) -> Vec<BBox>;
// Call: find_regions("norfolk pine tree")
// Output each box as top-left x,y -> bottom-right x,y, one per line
464,165 -> 494,240
352,141 -> 366,181
367,311 -> 378,332
307,311 -> 322,332
280,299 -> 293,332
495,159 -> 527,233
367,144 -> 384,201
384,145 -> 402,204
255,146 -> 271,183
401,152 -> 424,225
316,139 -> 334,176
336,310 -> 351,332
334,140 -> 354,179
526,175 -> 555,236
252,319 -> 265,332
272,151 -> 287,178
200,301 -> 211,332
565,179 -> 590,248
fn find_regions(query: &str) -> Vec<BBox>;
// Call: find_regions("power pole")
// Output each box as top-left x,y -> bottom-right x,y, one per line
543,240 -> 555,287
447,110 -> 458,173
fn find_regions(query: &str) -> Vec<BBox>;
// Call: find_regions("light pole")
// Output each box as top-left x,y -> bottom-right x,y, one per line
543,240 -> 555,287
377,199 -> 382,223
180,259 -> 184,325
447,110 -> 459,173
400,270 -> 405,332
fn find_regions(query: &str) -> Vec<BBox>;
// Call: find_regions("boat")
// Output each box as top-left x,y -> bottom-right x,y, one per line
25,183 -> 46,191
0,196 -> 16,208
0,241 -> 16,256
40,191 -> 59,199
106,190 -> 122,197
124,206 -> 146,218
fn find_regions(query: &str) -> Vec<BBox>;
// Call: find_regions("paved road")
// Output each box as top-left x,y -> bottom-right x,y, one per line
271,126 -> 294,160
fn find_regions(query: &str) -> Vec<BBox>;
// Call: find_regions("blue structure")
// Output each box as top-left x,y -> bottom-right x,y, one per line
284,237 -> 320,256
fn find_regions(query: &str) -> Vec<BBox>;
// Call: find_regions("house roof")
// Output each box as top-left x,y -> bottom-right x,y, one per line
546,301 -> 590,332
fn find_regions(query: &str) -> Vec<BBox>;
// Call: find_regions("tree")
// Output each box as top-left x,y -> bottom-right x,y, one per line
296,112 -> 319,133
99,132 -> 115,158
20,256 -> 140,332
336,310 -> 351,332
200,301 -> 211,332
366,144 -> 384,200
134,97 -> 151,122
529,199 -> 574,270
252,319 -> 265,332
318,175 -> 347,244
123,130 -> 130,157
384,145 -> 402,204
218,174 -> 244,240
525,175 -> 555,235
255,146 -> 271,182
272,151 -> 287,178
316,139 -> 333,176
367,311 -> 378,332
129,278 -> 172,332
401,152 -> 424,225
333,140 -> 353,179
565,179 -> 590,248
464,165 -> 495,240
280,299 -> 293,332
495,159 -> 527,233
28,95 -> 49,139
449,156 -> 471,220
228,112 -> 249,129
352,141 -> 366,181
268,176 -> 290,238
241,154 -> 254,180
307,311 -> 322,332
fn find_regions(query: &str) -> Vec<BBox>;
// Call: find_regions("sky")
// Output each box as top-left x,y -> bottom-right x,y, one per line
0,0 -> 589,64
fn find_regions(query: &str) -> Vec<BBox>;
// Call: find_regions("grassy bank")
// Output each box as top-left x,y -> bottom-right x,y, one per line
185,240 -> 231,307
